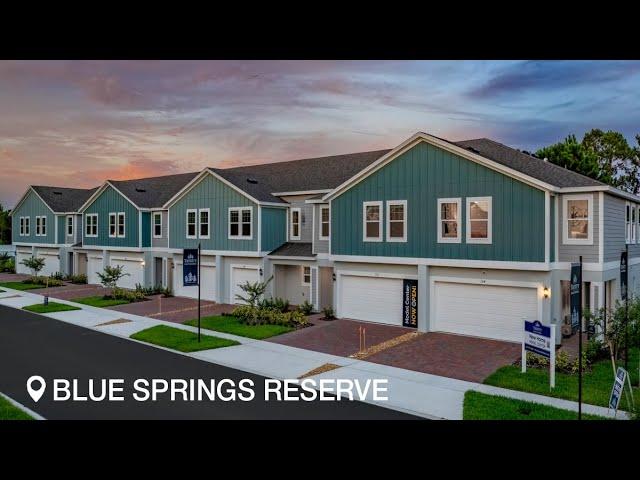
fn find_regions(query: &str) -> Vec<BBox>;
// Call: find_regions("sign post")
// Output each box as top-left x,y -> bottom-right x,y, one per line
621,249 -> 628,371
522,319 -> 556,388
183,247 -> 200,342
402,279 -> 418,328
570,258 -> 583,419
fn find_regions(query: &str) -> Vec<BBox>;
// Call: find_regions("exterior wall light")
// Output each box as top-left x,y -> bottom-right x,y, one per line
141,261 -> 146,267
332,272 -> 336,282
543,286 -> 550,299
259,268 -> 263,276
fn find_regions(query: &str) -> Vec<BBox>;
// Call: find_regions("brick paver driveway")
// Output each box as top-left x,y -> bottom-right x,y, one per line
108,295 -> 235,323
365,332 -> 520,383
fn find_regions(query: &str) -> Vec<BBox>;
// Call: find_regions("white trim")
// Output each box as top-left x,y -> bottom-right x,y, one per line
138,212 -> 142,248
272,189 -> 331,196
268,255 -> 317,261
466,196 -> 492,244
198,208 -> 210,239
66,215 -> 74,237
167,248 -> 263,257
108,213 -> 117,238
311,205 -> 316,253
544,192 -> 550,264
437,197 -> 461,243
338,269 -> 419,281
331,254 -> 550,271
301,265 -> 311,286
319,205 -> 330,240
85,213 -> 98,237
117,212 -> 126,238
328,199 -> 332,255
186,209 -> 197,239
554,195 -> 559,262
562,194 -> 593,245
152,211 -> 162,238
76,246 -> 145,253
599,192 -> 604,263
306,198 -> 330,204
13,242 -> 61,248
54,215 -> 58,243
311,265 -> 319,309
386,200 -> 407,242
228,206 -> 253,240
289,207 -> 301,240
362,201 -> 383,242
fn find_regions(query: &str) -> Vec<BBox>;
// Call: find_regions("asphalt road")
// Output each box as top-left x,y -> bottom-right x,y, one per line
0,305 -> 418,420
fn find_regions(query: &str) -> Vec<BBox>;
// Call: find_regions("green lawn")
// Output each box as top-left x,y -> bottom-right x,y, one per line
23,302 -> 81,313
184,315 -> 294,340
72,295 -> 131,308
0,395 -> 33,420
131,325 -> 240,352
463,391 -> 607,420
484,347 -> 639,410
0,281 -> 45,291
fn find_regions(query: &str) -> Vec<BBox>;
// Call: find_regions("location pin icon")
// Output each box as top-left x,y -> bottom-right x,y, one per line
27,375 -> 46,402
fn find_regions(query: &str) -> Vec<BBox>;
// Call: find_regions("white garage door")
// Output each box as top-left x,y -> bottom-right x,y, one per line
87,257 -> 103,285
37,250 -> 60,277
339,275 -> 404,325
231,267 -> 260,304
173,263 -> 217,301
433,282 -> 538,342
110,258 -> 144,290
15,252 -> 32,275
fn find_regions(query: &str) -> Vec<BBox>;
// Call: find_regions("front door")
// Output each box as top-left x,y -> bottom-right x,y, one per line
154,257 -> 163,287
68,252 -> 74,276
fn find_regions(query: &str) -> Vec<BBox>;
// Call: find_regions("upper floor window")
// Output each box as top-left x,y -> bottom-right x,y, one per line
229,207 -> 252,239
117,212 -> 125,237
319,206 -> 330,240
626,202 -> 638,244
302,266 -> 311,286
437,198 -> 461,243
363,201 -> 382,242
20,216 -> 29,236
109,213 -> 117,238
85,214 -> 98,237
563,194 -> 592,245
290,208 -> 301,240
66,215 -> 74,236
108,212 -> 125,238
153,212 -> 162,238
386,200 -> 407,242
35,216 -> 47,236
186,209 -> 197,239
199,209 -> 210,239
466,197 -> 492,244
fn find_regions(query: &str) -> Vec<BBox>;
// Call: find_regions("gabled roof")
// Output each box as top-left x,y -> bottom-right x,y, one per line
210,168 -> 287,204
108,172 -> 200,209
268,242 -> 315,258
15,186 -> 99,214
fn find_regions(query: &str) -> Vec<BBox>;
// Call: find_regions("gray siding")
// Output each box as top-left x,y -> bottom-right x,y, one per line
557,193 -> 599,263
274,264 -> 311,305
280,195 -> 313,243
603,193 -> 640,262
75,214 -> 83,244
151,211 -> 168,248
313,203 -> 329,254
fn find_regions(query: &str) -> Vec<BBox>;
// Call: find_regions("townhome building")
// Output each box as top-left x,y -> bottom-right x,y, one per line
12,186 -> 97,276
12,131 -> 640,345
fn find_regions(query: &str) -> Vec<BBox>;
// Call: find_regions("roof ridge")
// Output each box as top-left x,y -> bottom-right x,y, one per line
108,171 -> 200,184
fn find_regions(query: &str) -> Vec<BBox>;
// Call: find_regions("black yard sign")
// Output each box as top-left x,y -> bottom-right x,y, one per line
570,262 -> 582,331
620,251 -> 628,301
402,279 -> 418,328
183,248 -> 199,286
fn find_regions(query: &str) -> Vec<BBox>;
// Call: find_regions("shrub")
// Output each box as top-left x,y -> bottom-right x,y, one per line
50,271 -> 65,281
235,276 -> 273,307
161,286 -> 173,298
258,297 -> 289,312
20,256 -> 45,276
232,305 -> 308,327
24,276 -> 63,287
585,338 -> 608,363
0,257 -> 15,273
111,286 -> 146,302
287,310 -> 308,326
322,306 -> 336,320
298,300 -> 313,315
69,274 -> 87,284
97,265 -> 129,290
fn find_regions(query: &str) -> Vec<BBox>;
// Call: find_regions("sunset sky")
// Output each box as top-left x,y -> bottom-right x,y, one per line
2,60 -> 640,208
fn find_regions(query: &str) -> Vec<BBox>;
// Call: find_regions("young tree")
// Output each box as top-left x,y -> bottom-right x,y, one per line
96,265 -> 129,296
235,275 -> 273,307
20,256 -> 45,277
0,204 -> 11,245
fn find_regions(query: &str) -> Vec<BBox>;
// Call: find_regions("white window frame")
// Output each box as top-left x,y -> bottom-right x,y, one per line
437,197 -> 461,244
85,214 -> 98,237
117,212 -> 126,238
290,207 -> 301,240
319,205 -> 330,240
228,206 -> 253,240
198,208 -> 210,240
66,215 -> 74,237
108,213 -> 117,238
466,196 -> 492,244
563,194 -> 592,245
386,200 -> 407,243
186,208 -> 197,239
362,201 -> 383,242
35,216 -> 42,236
152,212 -> 162,238
301,265 -> 311,286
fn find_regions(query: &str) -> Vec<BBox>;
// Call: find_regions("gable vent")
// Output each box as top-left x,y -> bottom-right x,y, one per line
53,191 -> 62,195
135,187 -> 146,192
466,147 -> 481,155
246,178 -> 258,184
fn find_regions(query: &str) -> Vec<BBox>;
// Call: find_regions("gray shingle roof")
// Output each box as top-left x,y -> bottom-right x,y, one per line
452,138 -> 605,188
210,168 -> 287,204
268,242 -> 315,257
32,186 -> 99,213
109,172 -> 200,209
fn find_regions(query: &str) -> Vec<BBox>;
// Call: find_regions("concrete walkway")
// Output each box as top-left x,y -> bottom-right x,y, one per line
0,287 -> 628,420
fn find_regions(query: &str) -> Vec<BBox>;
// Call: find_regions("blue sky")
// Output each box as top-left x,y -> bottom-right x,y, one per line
1,60 -> 639,207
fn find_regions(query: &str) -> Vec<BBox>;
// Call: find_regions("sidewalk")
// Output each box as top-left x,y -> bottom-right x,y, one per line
0,287 -> 627,420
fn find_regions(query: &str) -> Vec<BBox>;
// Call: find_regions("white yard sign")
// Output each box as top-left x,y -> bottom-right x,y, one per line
522,320 -> 556,388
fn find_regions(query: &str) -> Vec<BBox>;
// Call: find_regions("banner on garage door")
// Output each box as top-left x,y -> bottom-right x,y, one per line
402,279 -> 418,328
570,262 -> 581,331
183,248 -> 199,286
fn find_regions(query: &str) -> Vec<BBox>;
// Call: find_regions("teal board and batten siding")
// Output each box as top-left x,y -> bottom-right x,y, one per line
261,207 -> 287,251
11,190 -> 56,244
82,185 -> 139,248
141,212 -> 151,248
330,141 -> 546,262
169,173 -> 258,251
57,216 -> 66,244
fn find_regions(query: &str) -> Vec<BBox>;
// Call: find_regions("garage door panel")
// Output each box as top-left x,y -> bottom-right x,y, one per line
232,267 -> 260,304
173,263 -> 217,301
340,275 -> 403,325
16,252 -> 31,274
87,257 -> 103,285
434,282 -> 538,342
110,259 -> 144,290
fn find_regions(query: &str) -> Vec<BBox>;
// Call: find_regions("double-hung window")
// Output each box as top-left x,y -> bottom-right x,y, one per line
66,215 -> 74,237
437,198 -> 461,243
229,207 -> 252,239
386,200 -> 407,242
109,213 -> 117,238
24,217 -> 30,236
466,197 -> 492,244
632,205 -> 637,244
319,206 -> 330,240
35,216 -> 42,236
290,208 -> 301,240
363,201 -> 382,242
563,195 -> 592,245
186,209 -> 197,239
199,208 -> 210,239
85,214 -> 98,237
117,212 -> 125,237
153,212 -> 162,238
35,216 -> 46,236
302,266 -> 311,286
